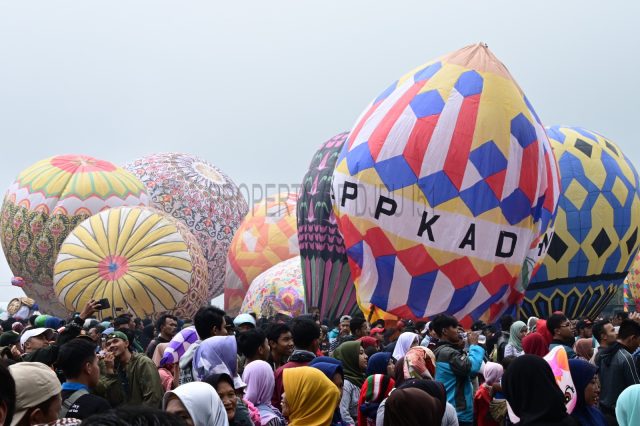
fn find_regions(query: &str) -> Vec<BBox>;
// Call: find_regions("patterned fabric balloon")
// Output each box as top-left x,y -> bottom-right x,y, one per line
224,192 -> 299,315
298,132 -> 358,318
521,126 -> 640,319
53,206 -> 209,319
161,326 -> 199,367
626,251 -> 640,312
124,153 -> 248,300
332,43 -> 560,325
240,256 -> 306,318
0,155 -> 149,316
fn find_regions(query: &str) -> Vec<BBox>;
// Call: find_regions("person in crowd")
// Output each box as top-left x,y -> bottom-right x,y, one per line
96,331 -> 163,408
152,343 -> 179,392
391,332 -> 418,360
576,318 -> 593,340
370,327 -> 385,347
350,317 -> 370,340
139,324 -> 156,354
366,352 -> 395,377
615,384 -> 640,426
20,328 -> 54,358
547,313 -> 577,358
83,406 -> 187,426
242,360 -> 286,426
357,374 -> 394,426
432,314 -> 484,426
266,323 -> 294,371
504,321 -> 526,358
8,362 -> 61,426
309,357 -> 348,426
527,316 -> 539,333
272,317 -> 320,407
56,338 -> 111,420
574,338 -> 595,361
319,324 -> 331,355
612,311 -> 629,327
493,315 -> 513,363
203,373 -> 256,426
163,381 -> 229,426
146,314 -> 178,358
396,346 -> 436,385
382,387 -> 444,426
522,331 -> 548,357
180,306 -> 227,384
567,359 -> 606,426
333,341 -> 368,424
595,319 -> 640,420
591,319 -> 616,363
237,329 -> 270,369
282,366 -> 340,426
113,315 -> 144,353
502,355 -> 577,426
330,316 -> 353,353
0,363 -> 16,426
193,336 -> 243,388
474,362 -> 504,426
233,314 -> 257,333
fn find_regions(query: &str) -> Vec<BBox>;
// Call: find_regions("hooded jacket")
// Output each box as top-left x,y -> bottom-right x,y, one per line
271,349 -> 316,408
595,342 -> 640,409
434,341 -> 484,423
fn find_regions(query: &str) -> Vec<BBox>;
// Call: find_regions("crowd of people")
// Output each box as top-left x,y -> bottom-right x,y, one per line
2,301 -> 640,426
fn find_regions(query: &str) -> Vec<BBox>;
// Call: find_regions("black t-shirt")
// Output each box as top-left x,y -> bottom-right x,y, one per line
61,389 -> 111,420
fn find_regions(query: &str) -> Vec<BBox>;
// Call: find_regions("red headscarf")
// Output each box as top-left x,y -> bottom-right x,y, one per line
536,319 -> 553,346
522,332 -> 549,357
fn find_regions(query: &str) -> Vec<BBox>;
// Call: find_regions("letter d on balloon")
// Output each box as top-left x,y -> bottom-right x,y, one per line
495,231 -> 517,258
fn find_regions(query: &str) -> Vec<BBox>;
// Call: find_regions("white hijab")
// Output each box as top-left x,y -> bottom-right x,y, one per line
392,332 -> 419,360
163,381 -> 229,426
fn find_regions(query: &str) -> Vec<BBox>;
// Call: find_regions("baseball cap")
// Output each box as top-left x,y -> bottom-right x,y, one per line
370,327 -> 385,336
9,362 -> 61,426
233,313 -> 256,328
340,315 -> 352,323
19,328 -> 54,349
0,331 -> 19,347
106,331 -> 129,342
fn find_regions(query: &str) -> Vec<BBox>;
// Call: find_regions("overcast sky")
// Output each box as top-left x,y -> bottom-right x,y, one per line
0,1 -> 638,305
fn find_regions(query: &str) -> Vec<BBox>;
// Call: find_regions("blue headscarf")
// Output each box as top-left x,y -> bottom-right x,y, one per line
568,359 -> 607,426
366,352 -> 392,377
310,359 -> 347,426
311,356 -> 342,366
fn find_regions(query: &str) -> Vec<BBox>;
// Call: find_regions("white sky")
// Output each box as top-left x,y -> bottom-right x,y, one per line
0,1 -> 638,305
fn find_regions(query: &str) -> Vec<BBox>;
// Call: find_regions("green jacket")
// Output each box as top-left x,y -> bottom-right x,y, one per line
96,352 -> 163,408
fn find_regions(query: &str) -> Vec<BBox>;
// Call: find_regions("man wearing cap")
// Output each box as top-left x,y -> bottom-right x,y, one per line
20,328 -> 55,359
8,362 -> 62,426
233,313 -> 256,333
96,331 -> 163,408
329,315 -> 352,353
576,318 -> 594,340
144,314 -> 178,358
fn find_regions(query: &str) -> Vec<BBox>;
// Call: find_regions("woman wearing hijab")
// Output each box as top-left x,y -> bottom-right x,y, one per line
567,359 -> 606,426
474,362 -> 504,426
309,358 -> 348,426
391,332 -> 418,360
616,384 -> 640,426
383,388 -> 444,426
503,355 -> 577,426
242,360 -> 286,426
334,341 -> 368,425
366,352 -> 395,378
401,346 -> 436,381
527,317 -> 539,333
504,321 -> 527,358
574,338 -> 594,361
522,332 -> 549,357
194,336 -> 244,388
163,381 -> 229,426
152,342 -> 179,391
203,373 -> 255,426
357,374 -> 394,426
282,366 -> 340,426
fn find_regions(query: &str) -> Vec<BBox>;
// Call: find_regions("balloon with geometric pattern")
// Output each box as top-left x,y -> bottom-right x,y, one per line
521,126 -> 640,319
0,155 -> 149,316
124,153 -> 248,300
625,251 -> 640,312
332,43 -> 560,326
298,132 -> 358,319
53,206 -> 209,319
240,256 -> 306,318
224,192 -> 299,315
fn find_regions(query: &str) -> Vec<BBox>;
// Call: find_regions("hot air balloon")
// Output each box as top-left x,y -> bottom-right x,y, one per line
521,126 -> 640,319
332,43 -> 560,325
125,153 -> 248,300
240,256 -> 306,318
298,132 -> 358,319
53,206 -> 209,319
224,192 -> 299,315
625,252 -> 640,312
0,155 -> 149,316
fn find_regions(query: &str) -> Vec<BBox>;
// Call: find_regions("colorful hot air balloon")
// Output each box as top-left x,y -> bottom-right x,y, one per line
298,132 -> 358,319
332,43 -> 560,325
625,252 -> 640,312
521,126 -> 640,319
240,256 -> 306,318
0,155 -> 149,316
224,192 -> 299,315
125,153 -> 248,300
53,206 -> 209,319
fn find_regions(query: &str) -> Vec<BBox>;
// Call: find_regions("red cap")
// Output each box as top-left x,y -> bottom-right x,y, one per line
370,327 -> 384,336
